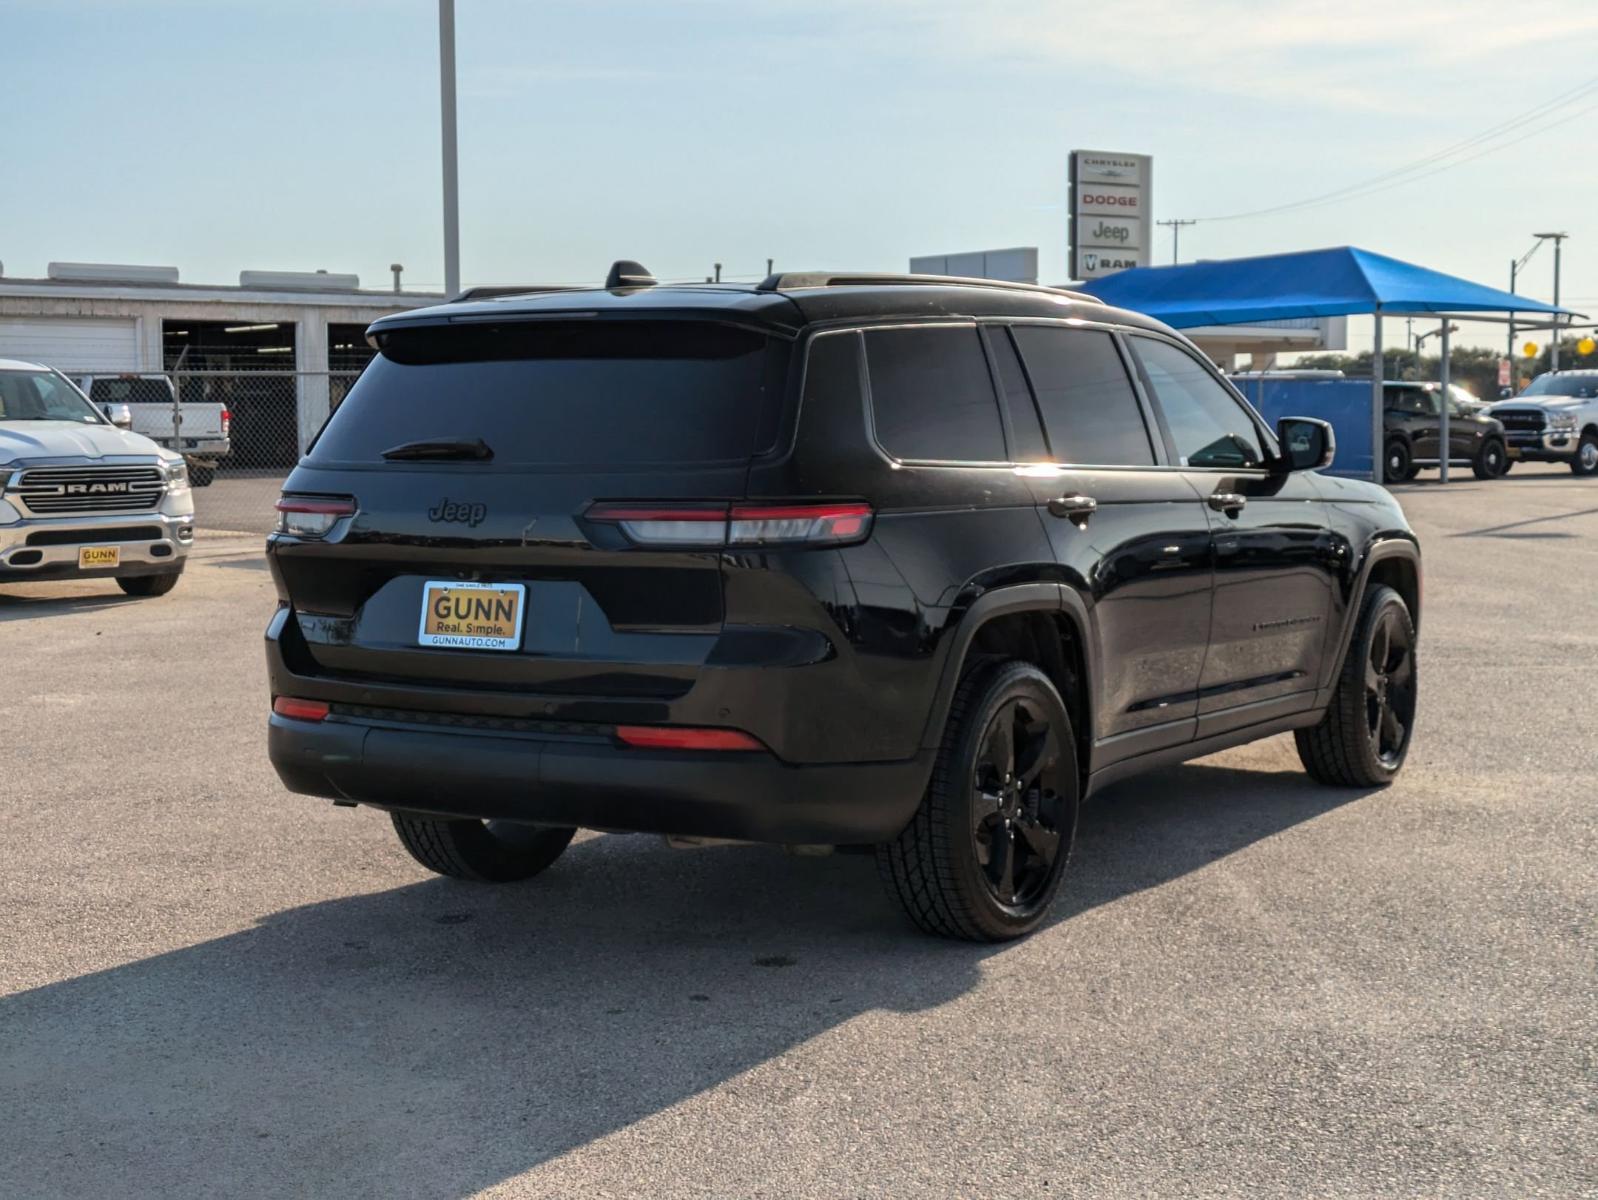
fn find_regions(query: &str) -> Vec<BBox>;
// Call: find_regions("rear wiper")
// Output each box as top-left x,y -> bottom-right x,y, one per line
381,437 -> 494,461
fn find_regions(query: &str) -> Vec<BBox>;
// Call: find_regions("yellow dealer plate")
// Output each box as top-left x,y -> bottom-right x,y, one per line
418,580 -> 526,652
78,545 -> 121,569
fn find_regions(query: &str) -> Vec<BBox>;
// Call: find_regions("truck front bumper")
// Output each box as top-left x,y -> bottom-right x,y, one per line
1505,429 -> 1577,460
0,510 -> 194,582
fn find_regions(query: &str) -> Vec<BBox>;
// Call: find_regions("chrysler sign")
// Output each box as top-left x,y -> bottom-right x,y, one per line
1070,150 -> 1152,281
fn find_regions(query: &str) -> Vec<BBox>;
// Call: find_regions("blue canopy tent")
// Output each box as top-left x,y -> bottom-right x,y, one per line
1076,247 -> 1575,482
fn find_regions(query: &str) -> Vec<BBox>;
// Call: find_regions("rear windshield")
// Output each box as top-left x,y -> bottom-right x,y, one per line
309,320 -> 790,467
88,377 -> 173,404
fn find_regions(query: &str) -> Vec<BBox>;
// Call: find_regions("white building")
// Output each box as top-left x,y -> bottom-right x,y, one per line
0,262 -> 443,459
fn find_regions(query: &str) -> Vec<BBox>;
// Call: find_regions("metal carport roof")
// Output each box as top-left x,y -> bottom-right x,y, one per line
1075,246 -> 1571,328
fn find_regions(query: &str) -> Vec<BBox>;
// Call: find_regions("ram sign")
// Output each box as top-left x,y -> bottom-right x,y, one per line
1070,150 -> 1152,281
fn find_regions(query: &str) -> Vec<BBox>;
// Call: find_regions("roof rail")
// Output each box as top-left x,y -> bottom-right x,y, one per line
755,271 -> 1103,305
450,284 -> 587,303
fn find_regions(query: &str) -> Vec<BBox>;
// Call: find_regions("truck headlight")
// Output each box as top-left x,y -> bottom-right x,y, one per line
164,460 -> 190,487
0,498 -> 20,526
1548,413 -> 1578,432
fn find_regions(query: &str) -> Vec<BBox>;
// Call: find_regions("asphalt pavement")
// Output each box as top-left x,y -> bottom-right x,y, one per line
1,464 -> 1593,1198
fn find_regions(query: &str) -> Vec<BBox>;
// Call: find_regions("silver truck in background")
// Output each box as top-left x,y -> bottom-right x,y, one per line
1489,369 -> 1598,476
2,359 -> 194,595
75,373 -> 230,486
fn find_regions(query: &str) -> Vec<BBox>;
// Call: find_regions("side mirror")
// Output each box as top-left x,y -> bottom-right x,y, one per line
104,403 -> 133,430
1275,416 -> 1334,472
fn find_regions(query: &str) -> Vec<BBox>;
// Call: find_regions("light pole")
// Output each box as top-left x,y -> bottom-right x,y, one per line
1531,231 -> 1569,371
439,0 -> 460,298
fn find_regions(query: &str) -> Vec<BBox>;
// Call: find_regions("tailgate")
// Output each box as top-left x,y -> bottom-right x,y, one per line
269,316 -> 791,700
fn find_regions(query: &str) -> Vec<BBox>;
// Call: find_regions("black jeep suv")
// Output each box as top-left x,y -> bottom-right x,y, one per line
266,266 -> 1421,941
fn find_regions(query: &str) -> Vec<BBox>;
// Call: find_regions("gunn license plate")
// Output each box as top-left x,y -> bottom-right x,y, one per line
78,545 -> 121,569
418,581 -> 527,651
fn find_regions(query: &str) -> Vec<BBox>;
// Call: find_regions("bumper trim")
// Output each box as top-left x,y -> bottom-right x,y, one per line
269,714 -> 930,845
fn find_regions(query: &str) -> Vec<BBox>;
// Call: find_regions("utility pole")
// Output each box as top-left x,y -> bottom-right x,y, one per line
1157,219 -> 1196,264
439,0 -> 460,298
1533,231 -> 1569,371
1508,257 -> 1518,374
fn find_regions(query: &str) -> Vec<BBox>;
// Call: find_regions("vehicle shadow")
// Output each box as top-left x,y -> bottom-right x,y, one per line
0,761 -> 1362,1198
0,587 -> 139,621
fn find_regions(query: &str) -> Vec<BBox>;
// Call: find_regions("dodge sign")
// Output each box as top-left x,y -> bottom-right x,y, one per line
1070,150 -> 1152,281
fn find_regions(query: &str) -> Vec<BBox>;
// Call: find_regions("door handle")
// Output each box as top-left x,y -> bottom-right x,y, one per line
1207,492 -> 1247,514
1047,494 -> 1098,520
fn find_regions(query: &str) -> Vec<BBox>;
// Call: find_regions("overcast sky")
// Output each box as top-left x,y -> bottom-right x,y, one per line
6,0 -> 1598,349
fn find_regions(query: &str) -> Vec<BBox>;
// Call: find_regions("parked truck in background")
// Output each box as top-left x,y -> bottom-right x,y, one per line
75,374 -> 230,486
1489,369 -> 1598,475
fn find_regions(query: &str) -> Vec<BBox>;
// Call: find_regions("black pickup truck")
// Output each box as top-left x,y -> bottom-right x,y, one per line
1381,382 -> 1506,481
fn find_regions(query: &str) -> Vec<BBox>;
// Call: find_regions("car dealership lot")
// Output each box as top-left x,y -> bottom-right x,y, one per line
1,467 -> 1593,1199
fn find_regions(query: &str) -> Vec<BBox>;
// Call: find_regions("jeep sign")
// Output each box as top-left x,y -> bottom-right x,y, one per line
1070,150 -> 1152,281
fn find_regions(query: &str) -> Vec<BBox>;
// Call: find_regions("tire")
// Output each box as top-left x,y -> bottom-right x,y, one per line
1383,439 -> 1413,483
115,571 -> 181,597
1472,438 -> 1507,480
390,812 -> 575,882
1570,432 -> 1598,476
1295,584 -> 1417,788
877,661 -> 1079,942
189,465 -> 215,488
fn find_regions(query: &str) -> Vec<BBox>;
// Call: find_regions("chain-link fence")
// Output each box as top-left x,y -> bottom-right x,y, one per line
76,369 -> 363,536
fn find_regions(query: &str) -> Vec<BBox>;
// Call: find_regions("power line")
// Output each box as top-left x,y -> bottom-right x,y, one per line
1199,75 -> 1598,222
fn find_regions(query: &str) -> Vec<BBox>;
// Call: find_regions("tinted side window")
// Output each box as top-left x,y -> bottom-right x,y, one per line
1132,337 -> 1265,468
984,326 -> 1049,462
864,326 -> 1006,462
1011,327 -> 1155,466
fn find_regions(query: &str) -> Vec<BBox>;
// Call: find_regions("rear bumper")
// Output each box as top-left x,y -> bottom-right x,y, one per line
269,712 -> 929,844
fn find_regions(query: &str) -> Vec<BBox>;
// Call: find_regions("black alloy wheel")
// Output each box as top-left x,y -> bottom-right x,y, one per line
1295,584 -> 1417,787
878,661 -> 1079,941
971,697 -> 1069,909
1364,602 -> 1417,770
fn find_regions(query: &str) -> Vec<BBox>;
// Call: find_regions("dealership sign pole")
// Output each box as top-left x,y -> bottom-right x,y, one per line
1070,150 -> 1153,282
439,0 -> 461,299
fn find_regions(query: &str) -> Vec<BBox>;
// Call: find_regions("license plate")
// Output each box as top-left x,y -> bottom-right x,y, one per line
418,581 -> 526,651
78,545 -> 121,569
1506,446 -> 1522,459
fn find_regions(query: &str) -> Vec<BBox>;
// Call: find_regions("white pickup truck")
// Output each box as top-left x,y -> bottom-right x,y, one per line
75,374 -> 230,486
2,359 -> 194,596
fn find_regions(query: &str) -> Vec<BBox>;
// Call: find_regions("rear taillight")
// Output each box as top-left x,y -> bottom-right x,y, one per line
220,405 -> 231,437
273,696 -> 330,722
274,495 -> 356,539
586,501 -> 873,548
615,725 -> 764,751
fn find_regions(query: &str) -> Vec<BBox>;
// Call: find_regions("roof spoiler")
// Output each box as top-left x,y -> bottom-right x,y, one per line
450,284 -> 586,303
756,271 -> 1103,305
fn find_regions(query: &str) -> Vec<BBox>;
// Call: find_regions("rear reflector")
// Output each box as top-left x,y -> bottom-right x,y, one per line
586,501 -> 872,547
273,696 -> 331,722
615,725 -> 764,751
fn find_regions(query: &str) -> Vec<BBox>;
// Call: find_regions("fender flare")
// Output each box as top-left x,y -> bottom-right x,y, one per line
917,583 -> 1097,750
1321,534 -> 1421,691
